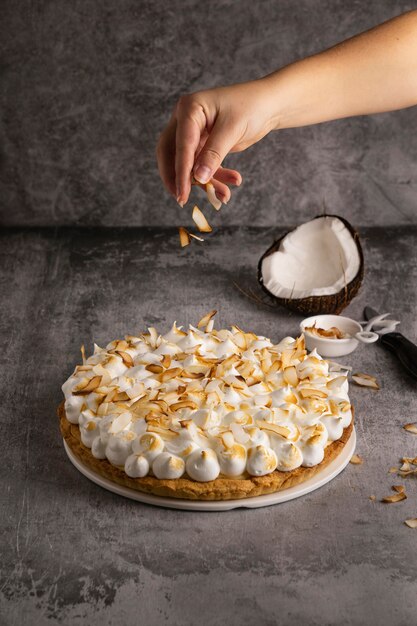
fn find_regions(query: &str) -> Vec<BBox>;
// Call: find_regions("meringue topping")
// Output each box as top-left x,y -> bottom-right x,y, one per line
62,313 -> 352,482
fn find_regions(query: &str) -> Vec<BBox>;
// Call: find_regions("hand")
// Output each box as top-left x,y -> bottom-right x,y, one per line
156,79 -> 276,206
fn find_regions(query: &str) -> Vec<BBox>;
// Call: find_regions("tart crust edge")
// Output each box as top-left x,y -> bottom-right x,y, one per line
58,402 -> 354,501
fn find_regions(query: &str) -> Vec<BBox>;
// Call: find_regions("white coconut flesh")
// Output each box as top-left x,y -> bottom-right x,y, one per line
261,216 -> 361,299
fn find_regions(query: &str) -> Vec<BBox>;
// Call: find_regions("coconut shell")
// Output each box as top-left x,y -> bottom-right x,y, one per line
258,214 -> 364,316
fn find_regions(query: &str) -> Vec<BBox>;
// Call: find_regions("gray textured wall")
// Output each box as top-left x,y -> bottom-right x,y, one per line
1,0 -> 417,227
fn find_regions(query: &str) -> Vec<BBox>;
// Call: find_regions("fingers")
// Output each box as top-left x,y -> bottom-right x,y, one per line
156,115 -> 177,197
213,167 -> 242,187
157,93 -> 243,206
193,117 -> 240,184
175,96 -> 206,206
209,179 -> 232,204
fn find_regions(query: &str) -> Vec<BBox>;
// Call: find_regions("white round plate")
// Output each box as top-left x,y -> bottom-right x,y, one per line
63,428 -> 356,511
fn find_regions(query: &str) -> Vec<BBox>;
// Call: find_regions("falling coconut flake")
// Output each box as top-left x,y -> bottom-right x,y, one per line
192,205 -> 212,233
178,227 -> 191,247
258,215 -> 364,315
178,179 -> 224,247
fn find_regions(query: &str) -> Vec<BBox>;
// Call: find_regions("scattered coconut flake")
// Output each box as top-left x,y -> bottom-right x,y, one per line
178,227 -> 191,247
350,454 -> 363,465
388,467 -> 398,474
392,485 -> 405,493
369,495 -> 376,501
351,372 -> 380,390
404,519 -> 417,528
399,467 -> 417,477
192,205 -> 212,233
403,423 -> 417,435
381,492 -> 407,503
206,182 -> 222,210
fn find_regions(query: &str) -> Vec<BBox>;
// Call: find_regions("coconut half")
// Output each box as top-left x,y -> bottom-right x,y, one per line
258,215 -> 364,315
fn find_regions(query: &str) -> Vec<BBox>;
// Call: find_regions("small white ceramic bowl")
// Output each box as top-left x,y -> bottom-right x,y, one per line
300,314 -> 378,357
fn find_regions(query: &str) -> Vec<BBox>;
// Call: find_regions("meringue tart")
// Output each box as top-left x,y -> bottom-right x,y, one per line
59,312 -> 354,500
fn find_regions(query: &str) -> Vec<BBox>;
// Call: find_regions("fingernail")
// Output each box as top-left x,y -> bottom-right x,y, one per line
193,165 -> 211,184
176,196 -> 184,208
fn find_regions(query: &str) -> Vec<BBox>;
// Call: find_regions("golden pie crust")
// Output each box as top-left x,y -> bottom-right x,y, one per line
59,402 -> 354,501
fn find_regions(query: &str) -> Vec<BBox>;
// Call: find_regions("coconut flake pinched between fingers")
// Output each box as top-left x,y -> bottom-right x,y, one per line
206,182 -> 222,211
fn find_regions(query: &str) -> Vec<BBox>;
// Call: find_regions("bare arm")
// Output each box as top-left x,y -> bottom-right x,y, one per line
269,9 -> 417,129
157,10 -> 417,206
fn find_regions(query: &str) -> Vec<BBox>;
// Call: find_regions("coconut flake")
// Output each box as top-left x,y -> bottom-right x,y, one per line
349,454 -> 363,465
206,182 -> 222,210
73,375 -> 102,395
404,519 -> 417,528
381,492 -> 407,503
305,325 -> 349,339
403,423 -> 417,435
179,227 -> 191,247
197,310 -> 217,329
189,232 -> 205,242
351,373 -> 380,390
192,205 -> 212,233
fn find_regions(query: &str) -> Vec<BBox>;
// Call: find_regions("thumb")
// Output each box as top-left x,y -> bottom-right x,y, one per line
193,118 -> 239,184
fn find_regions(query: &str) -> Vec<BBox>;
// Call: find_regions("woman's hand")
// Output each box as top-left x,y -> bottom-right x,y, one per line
156,79 -> 276,206
157,10 -> 417,208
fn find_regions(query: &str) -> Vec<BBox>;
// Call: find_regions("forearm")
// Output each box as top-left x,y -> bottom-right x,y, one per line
266,9 -> 417,130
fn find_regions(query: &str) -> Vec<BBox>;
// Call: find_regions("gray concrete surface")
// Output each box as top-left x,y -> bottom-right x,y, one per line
1,0 -> 417,227
0,225 -> 416,626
